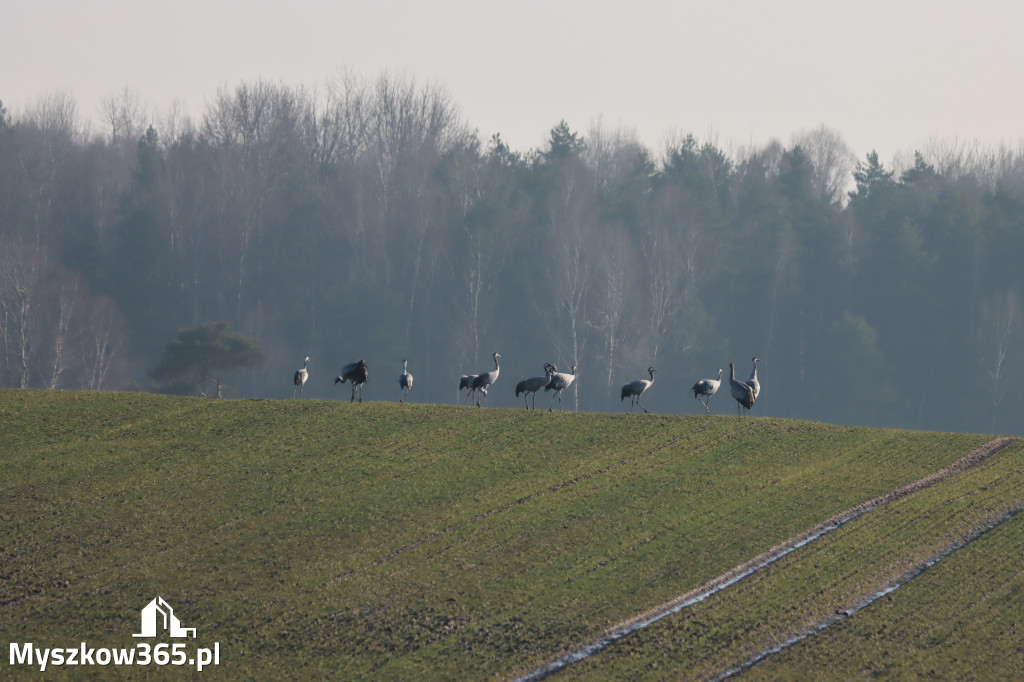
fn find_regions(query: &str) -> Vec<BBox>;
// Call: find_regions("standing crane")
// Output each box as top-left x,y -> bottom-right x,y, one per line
747,356 -> 762,402
515,363 -> 555,410
471,352 -> 501,407
545,363 -> 577,411
729,362 -> 755,416
335,359 -> 369,402
293,356 -> 310,398
621,366 -> 656,413
399,359 -> 413,403
691,368 -> 722,413
459,374 -> 478,404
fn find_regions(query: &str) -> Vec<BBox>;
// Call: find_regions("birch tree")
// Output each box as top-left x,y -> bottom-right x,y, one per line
0,242 -> 47,387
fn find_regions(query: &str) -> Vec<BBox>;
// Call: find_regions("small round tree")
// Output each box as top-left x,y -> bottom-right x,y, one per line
150,321 -> 268,398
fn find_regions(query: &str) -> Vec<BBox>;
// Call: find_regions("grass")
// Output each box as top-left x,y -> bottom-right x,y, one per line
0,389 -> 1019,679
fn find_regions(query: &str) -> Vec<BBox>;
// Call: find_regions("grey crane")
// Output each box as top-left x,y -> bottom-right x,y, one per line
545,363 -> 577,411
458,374 -> 477,404
293,356 -> 310,398
399,359 -> 413,402
747,356 -> 762,402
729,362 -> 755,416
621,366 -> 656,413
471,352 -> 501,407
335,359 -> 369,402
515,363 -> 555,410
691,368 -> 722,412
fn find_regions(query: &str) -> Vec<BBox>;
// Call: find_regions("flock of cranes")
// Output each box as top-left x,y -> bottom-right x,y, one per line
691,357 -> 762,416
512,362 -> 578,411
292,353 -> 764,415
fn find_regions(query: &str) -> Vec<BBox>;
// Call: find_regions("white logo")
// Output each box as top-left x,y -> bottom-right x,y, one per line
8,596 -> 219,672
133,597 -> 196,639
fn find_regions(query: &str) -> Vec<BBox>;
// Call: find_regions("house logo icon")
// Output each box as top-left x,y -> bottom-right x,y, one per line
133,597 -> 197,639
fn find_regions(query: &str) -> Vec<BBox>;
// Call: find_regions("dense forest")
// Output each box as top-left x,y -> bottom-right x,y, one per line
2,71 -> 1023,434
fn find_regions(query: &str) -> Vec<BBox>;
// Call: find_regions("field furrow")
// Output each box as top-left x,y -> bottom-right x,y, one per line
553,437 -> 1024,680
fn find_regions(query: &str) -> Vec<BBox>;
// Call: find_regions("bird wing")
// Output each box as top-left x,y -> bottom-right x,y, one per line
545,372 -> 574,391
341,361 -> 369,383
621,379 -> 644,399
731,380 -> 755,407
472,371 -> 496,389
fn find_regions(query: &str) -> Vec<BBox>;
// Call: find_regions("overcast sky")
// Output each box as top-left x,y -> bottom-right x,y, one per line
4,0 -> 1023,162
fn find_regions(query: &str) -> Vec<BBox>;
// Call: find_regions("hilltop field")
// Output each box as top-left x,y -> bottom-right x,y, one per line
2,390 -> 1023,679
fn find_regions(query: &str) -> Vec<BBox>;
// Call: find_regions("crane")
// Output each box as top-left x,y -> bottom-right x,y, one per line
729,362 -> 755,416
459,374 -> 478,404
747,356 -> 762,402
293,356 -> 310,398
691,368 -> 722,413
545,363 -> 577,411
335,359 -> 369,402
515,363 -> 555,410
471,352 -> 501,407
621,366 -> 656,413
399,359 -> 413,402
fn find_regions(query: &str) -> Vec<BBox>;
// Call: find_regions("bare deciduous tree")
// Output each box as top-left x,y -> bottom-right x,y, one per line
793,125 -> 857,205
543,161 -> 596,410
100,87 -> 149,143
0,242 -> 47,387
591,229 -> 633,392
46,268 -> 82,389
78,295 -> 128,391
977,289 -> 1022,429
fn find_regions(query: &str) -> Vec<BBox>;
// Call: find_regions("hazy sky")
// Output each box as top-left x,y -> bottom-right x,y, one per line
4,0 -> 1023,162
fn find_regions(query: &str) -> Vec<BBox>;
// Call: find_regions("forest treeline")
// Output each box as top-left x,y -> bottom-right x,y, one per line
2,71 -> 1024,433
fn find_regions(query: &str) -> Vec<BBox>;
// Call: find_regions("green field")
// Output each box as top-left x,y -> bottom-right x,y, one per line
1,390 -> 1022,679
